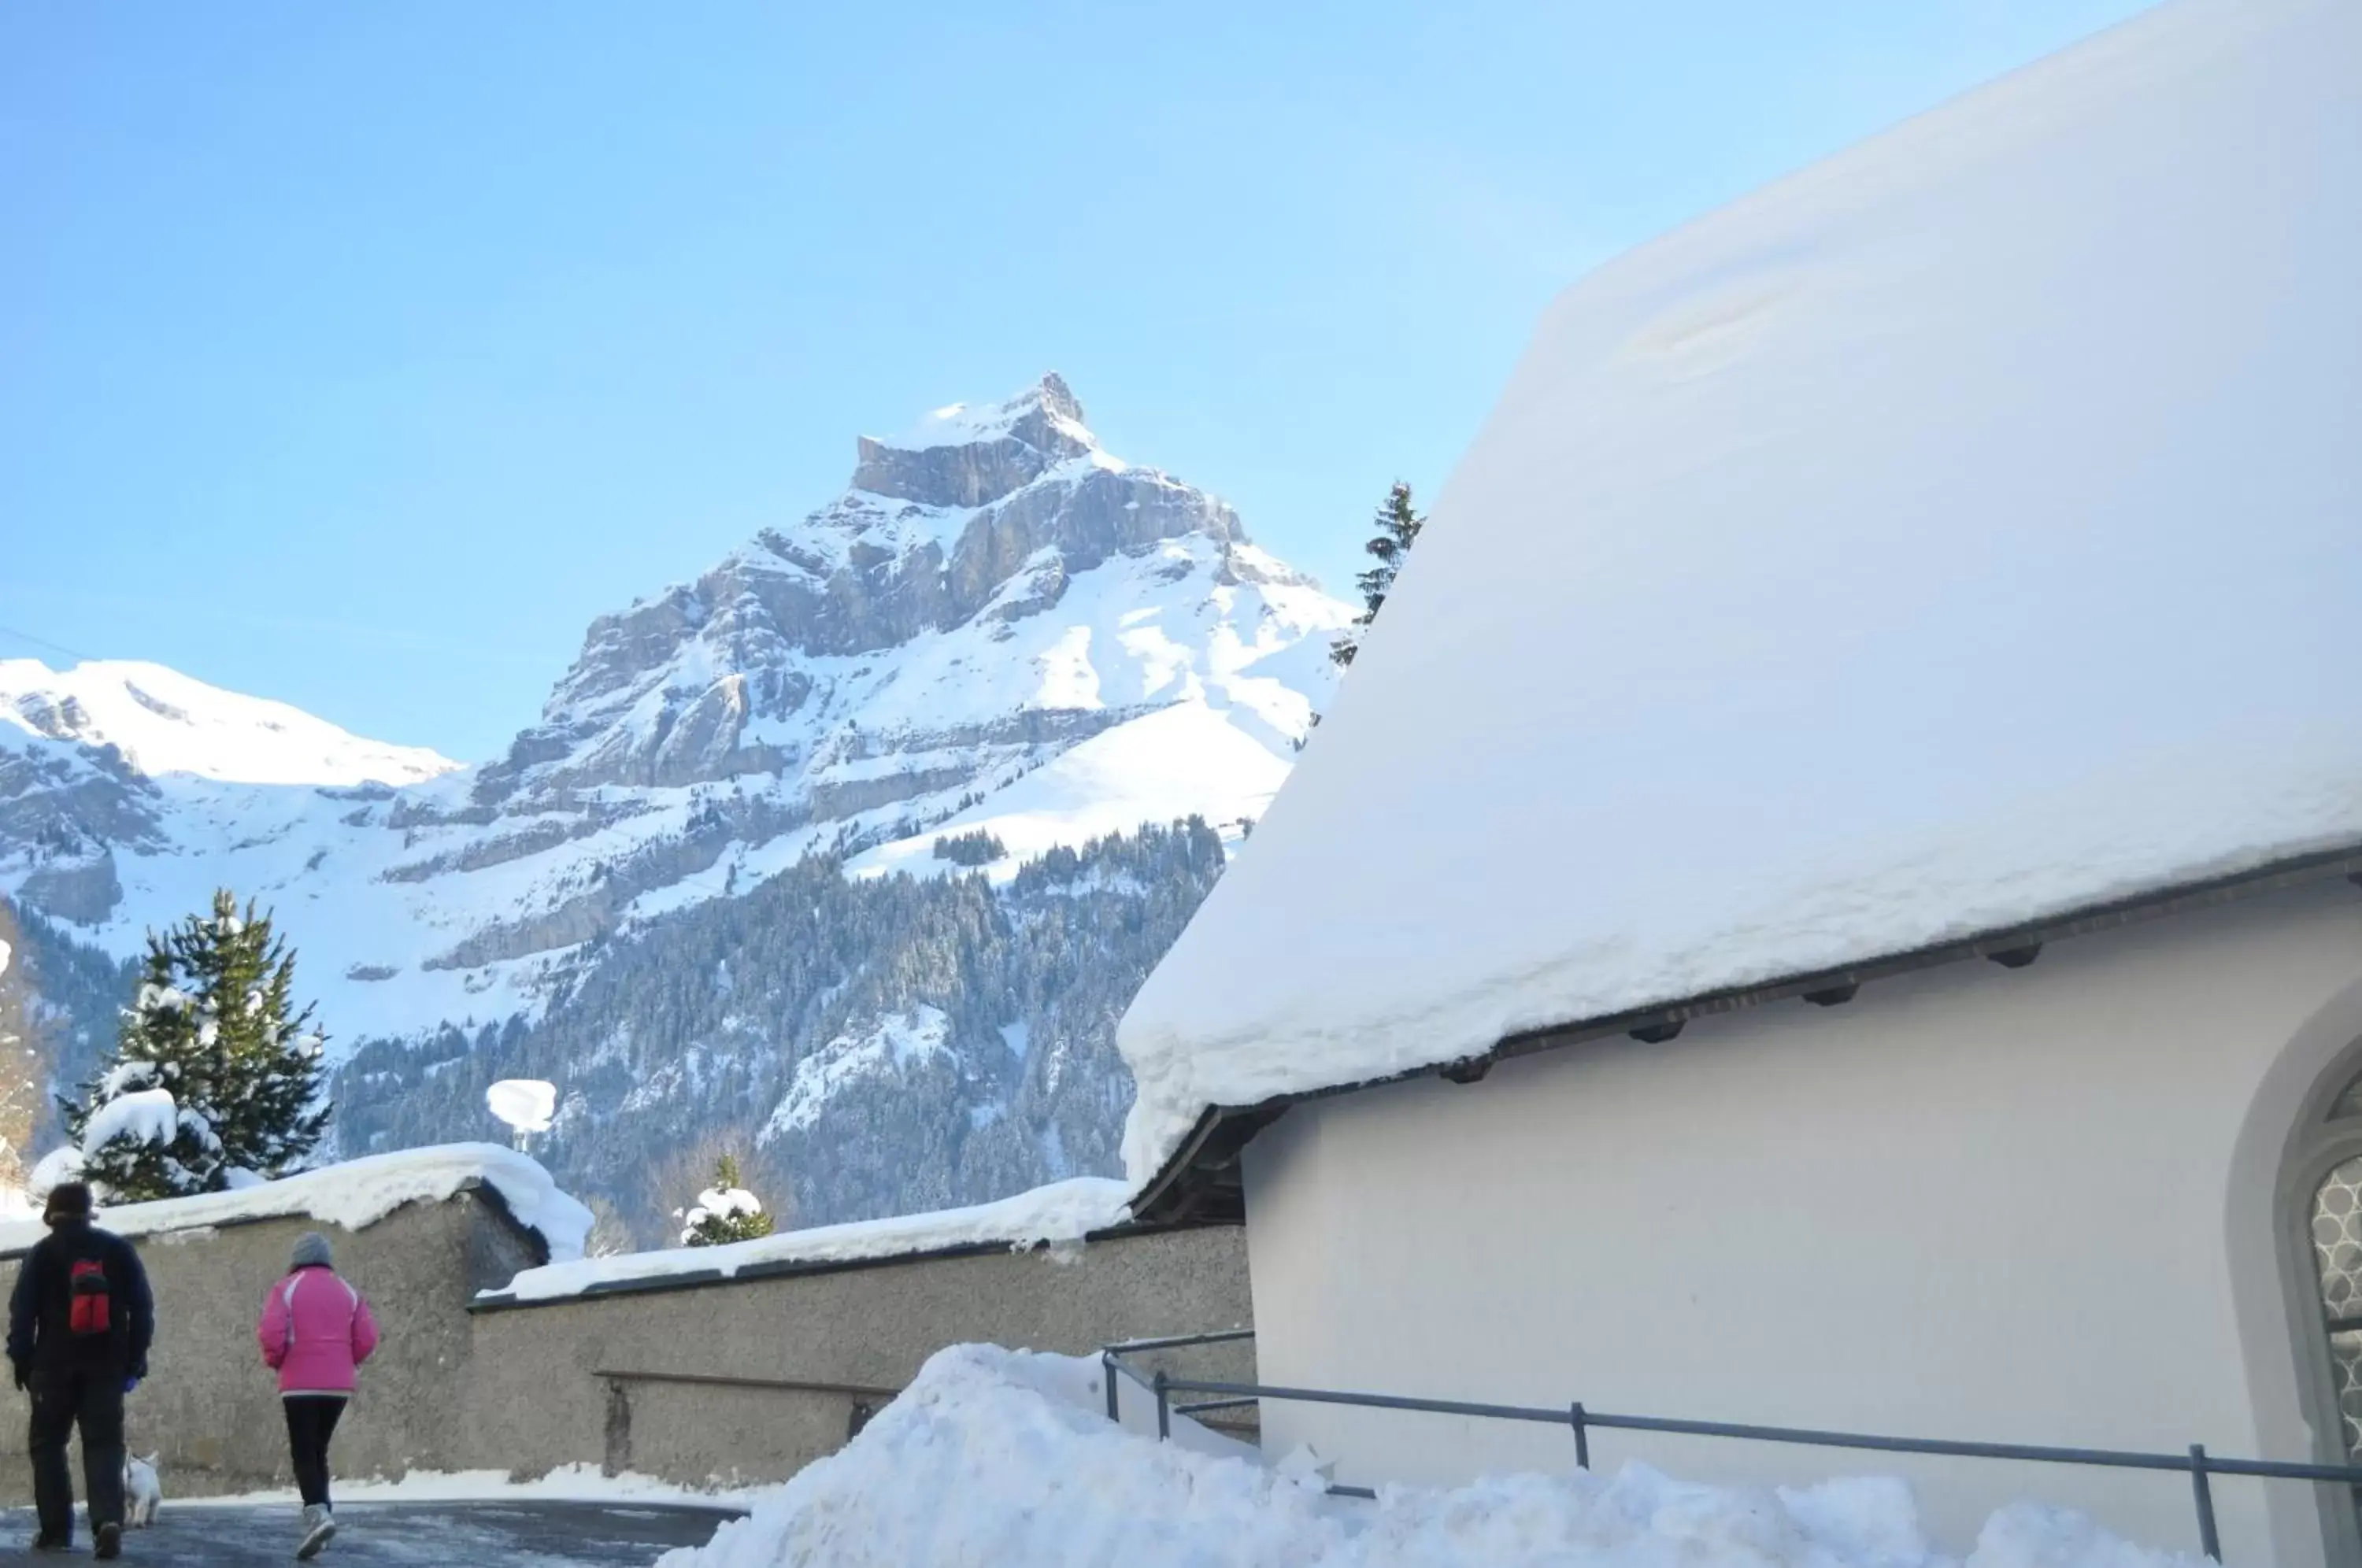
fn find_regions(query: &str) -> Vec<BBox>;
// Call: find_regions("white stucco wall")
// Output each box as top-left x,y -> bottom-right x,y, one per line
1242,880 -> 2362,1566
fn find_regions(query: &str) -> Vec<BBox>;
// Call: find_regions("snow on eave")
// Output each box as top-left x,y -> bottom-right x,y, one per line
478,1176 -> 1131,1307
1131,841 -> 2362,1225
0,1144 -> 594,1263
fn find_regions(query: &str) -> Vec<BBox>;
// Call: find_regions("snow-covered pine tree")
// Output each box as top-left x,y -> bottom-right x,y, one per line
677,1152 -> 776,1247
1331,481 -> 1427,667
65,889 -> 331,1201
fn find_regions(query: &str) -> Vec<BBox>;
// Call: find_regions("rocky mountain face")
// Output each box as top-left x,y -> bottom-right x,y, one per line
1,377 -> 1350,1233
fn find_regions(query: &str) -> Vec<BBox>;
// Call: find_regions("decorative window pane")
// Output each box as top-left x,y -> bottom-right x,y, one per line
2315,1157 -> 2362,1329
2332,1330 -> 2362,1465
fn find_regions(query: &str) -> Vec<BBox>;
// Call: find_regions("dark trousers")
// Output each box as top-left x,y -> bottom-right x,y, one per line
283,1395 -> 346,1508
28,1367 -> 126,1540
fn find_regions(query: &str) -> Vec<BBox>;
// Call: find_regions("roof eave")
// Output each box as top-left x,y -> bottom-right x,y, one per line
1131,843 -> 2362,1225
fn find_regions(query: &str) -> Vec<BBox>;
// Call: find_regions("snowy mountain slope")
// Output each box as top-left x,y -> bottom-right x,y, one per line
2,375 -> 1351,1065
0,660 -> 456,788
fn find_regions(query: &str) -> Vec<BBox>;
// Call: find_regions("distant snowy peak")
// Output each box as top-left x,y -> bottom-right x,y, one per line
0,659 -> 457,788
493,374 -> 1342,809
857,373 -> 1113,507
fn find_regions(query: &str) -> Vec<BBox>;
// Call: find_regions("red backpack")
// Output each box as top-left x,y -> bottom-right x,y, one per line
68,1259 -> 112,1337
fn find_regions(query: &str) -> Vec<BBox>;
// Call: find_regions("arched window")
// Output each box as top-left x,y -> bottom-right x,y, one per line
2289,1052 -> 2362,1562
2309,1155 -> 2362,1463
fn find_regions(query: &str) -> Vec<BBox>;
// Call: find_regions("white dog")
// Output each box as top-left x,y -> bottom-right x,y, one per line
124,1452 -> 162,1528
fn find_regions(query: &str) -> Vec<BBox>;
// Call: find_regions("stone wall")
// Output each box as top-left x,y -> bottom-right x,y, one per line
463,1223 -> 1255,1488
0,1197 -> 1252,1501
0,1185 -> 542,1503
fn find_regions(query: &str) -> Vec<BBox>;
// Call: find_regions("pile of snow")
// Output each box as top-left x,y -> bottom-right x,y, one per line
494,1175 -> 1128,1304
657,1344 -> 2200,1568
486,1078 -> 558,1136
0,658 -> 456,786
0,1143 -> 594,1262
1119,0 -> 2362,1182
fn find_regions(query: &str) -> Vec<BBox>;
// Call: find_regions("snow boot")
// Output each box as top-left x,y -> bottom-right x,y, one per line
28,1529 -> 69,1553
297,1503 -> 337,1560
94,1520 -> 123,1559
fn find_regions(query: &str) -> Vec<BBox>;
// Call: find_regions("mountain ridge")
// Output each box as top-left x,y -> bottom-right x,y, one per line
2,376 -> 1349,1232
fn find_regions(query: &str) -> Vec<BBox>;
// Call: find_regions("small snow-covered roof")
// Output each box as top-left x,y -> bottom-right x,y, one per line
1119,0 -> 2362,1195
481,1176 -> 1130,1306
0,1145 -> 594,1263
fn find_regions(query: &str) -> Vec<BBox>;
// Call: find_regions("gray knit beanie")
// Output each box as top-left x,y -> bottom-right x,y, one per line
291,1231 -> 334,1270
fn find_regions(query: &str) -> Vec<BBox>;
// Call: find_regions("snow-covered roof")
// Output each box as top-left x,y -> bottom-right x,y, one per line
482,1176 -> 1130,1305
0,1145 -> 594,1263
1118,0 -> 2362,1190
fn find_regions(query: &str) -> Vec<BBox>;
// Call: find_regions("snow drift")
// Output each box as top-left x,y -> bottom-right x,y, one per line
1119,0 -> 2362,1182
656,1344 -> 2201,1568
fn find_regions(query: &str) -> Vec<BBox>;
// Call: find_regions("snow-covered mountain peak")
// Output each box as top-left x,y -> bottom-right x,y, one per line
3,379 -> 1349,1062
850,373 -> 1124,510
0,659 -> 456,788
879,372 -> 1094,454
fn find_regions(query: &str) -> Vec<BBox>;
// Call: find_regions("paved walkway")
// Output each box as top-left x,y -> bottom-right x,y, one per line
0,1500 -> 739,1564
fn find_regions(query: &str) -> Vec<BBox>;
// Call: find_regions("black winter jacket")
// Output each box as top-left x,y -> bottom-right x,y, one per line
6,1220 -> 155,1381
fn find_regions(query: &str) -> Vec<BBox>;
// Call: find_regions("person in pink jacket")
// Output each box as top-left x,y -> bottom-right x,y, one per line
257,1232 -> 378,1561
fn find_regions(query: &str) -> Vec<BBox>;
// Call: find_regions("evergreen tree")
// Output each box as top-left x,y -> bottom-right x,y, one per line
66,889 -> 331,1201
678,1152 -> 776,1247
1331,481 -> 1427,667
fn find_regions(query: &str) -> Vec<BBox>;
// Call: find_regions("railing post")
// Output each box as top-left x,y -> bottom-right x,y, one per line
1103,1352 -> 1120,1423
2190,1444 -> 2221,1562
1571,1402 -> 1590,1470
1155,1370 -> 1172,1441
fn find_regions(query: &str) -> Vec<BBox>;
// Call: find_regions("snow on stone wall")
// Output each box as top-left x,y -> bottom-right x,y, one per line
0,1142 -> 593,1262
491,1176 -> 1128,1304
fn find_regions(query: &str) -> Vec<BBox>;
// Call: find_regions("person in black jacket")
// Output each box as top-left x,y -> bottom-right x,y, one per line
6,1182 -> 154,1559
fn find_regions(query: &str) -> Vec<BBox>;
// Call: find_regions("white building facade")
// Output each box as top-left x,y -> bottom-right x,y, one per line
1242,880 -> 2362,1563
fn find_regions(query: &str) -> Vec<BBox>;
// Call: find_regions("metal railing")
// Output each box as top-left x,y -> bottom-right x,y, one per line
1101,1333 -> 2362,1561
1101,1329 -> 1257,1424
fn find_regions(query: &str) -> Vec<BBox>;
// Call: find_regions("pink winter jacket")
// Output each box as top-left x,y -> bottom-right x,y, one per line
257,1267 -> 379,1396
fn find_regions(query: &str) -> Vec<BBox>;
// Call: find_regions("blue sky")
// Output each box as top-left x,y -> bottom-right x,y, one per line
2,1 -> 2149,763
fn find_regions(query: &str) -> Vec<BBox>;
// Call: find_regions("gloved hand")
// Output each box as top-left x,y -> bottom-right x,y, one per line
124,1375 -> 141,1395
9,1361 -> 24,1392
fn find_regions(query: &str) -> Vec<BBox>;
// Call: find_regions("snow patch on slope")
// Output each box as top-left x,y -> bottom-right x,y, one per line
850,702 -> 1294,882
0,660 -> 456,786
759,1008 -> 951,1139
